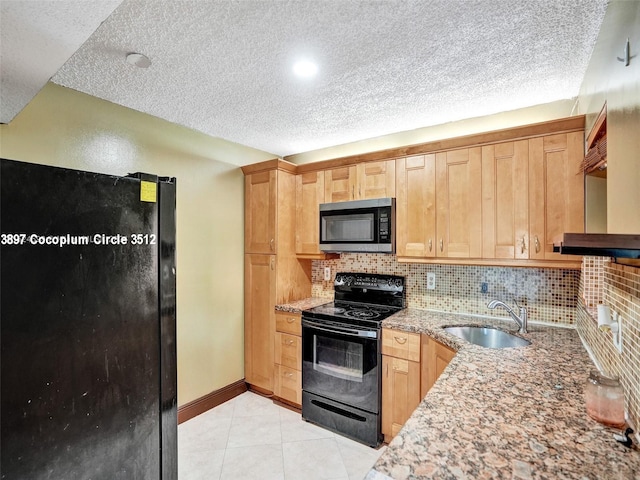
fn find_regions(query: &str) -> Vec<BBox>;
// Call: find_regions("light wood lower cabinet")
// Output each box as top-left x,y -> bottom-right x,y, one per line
381,329 -> 421,442
381,355 -> 421,442
274,311 -> 302,406
421,335 -> 456,398
274,364 -> 302,406
244,254 -> 276,392
381,329 -> 457,443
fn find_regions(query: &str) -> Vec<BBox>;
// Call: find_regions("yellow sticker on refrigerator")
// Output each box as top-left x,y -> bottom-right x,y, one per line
140,181 -> 157,203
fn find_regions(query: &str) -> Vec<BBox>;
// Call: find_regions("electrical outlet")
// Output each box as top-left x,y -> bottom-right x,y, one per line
324,266 -> 331,281
426,272 -> 436,290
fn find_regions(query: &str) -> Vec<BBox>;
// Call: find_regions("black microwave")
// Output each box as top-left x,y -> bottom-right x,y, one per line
319,198 -> 395,253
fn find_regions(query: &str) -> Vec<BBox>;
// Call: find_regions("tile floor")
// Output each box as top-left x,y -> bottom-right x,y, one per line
178,391 -> 386,480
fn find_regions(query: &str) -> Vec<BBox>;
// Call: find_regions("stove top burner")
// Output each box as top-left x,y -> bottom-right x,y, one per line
302,272 -> 405,327
312,305 -> 347,315
344,309 -> 381,320
303,301 -> 400,326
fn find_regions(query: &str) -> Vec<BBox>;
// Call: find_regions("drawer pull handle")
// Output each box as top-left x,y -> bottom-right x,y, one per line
428,239 -> 432,252
394,336 -> 407,345
285,340 -> 295,345
535,235 -> 540,253
286,318 -> 296,323
440,238 -> 443,252
285,372 -> 293,378
521,236 -> 526,254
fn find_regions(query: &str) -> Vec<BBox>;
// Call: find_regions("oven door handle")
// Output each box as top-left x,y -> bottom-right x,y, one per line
302,319 -> 378,339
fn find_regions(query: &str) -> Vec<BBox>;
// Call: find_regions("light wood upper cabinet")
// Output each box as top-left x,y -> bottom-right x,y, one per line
325,165 -> 357,203
244,253 -> 276,392
396,155 -> 436,258
358,160 -> 396,199
245,170 -> 277,254
324,160 -> 395,202
529,132 -> 584,261
481,141 -> 529,259
295,171 -> 325,256
420,335 -> 456,398
435,148 -> 482,258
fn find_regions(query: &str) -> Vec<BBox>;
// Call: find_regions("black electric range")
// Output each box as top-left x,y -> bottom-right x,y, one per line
300,272 -> 405,447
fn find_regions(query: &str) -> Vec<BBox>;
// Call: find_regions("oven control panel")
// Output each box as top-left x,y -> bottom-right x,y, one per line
334,273 -> 404,291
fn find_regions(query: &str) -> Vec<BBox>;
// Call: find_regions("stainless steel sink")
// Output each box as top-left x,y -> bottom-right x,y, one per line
444,326 -> 531,348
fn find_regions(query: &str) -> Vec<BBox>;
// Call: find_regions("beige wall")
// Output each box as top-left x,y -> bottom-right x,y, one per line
0,83 -> 275,406
286,99 -> 577,164
577,0 -> 640,233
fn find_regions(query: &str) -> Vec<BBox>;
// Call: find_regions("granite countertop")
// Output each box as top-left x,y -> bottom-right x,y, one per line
367,309 -> 640,480
275,297 -> 331,313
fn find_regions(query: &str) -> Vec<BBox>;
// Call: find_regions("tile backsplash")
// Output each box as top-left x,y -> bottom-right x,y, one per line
577,260 -> 640,436
312,254 -> 640,432
312,254 -> 580,325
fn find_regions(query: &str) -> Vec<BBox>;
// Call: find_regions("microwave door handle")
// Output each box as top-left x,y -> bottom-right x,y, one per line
302,320 -> 378,339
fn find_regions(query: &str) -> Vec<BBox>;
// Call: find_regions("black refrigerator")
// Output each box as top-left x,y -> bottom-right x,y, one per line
0,158 -> 177,480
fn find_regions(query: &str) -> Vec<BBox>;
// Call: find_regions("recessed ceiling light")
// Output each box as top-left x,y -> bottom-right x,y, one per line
292,60 -> 318,78
126,52 -> 151,68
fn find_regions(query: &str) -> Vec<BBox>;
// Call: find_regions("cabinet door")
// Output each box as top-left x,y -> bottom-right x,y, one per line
481,141 -> 529,259
275,311 -> 302,336
274,364 -> 302,406
381,355 -> 421,442
295,171 -> 325,255
381,328 -> 421,361
436,148 -> 482,258
274,332 -> 301,370
396,155 -> 436,257
420,336 -> 456,398
325,166 -> 357,203
529,132 -> 584,260
244,254 -> 276,392
357,159 -> 396,199
245,170 -> 277,254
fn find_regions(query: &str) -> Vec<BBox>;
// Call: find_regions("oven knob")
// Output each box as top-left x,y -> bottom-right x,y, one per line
395,279 -> 403,287
346,275 -> 355,285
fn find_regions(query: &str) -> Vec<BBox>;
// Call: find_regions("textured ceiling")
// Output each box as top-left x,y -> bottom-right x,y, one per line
0,0 -> 122,122
2,0 -> 608,158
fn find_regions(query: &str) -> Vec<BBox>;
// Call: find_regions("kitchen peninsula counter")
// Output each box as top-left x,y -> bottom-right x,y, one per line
368,309 -> 640,479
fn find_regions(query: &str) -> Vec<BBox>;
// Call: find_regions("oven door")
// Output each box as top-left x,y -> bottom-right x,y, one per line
301,318 -> 380,414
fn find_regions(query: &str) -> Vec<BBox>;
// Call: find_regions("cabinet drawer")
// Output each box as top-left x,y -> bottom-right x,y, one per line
381,328 -> 420,361
274,332 -> 301,370
275,311 -> 302,336
274,364 -> 301,406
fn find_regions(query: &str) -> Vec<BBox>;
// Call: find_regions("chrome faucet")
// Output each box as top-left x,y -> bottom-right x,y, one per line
487,299 -> 528,333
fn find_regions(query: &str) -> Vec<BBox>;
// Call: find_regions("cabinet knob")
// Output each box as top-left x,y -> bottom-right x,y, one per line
535,235 -> 540,253
270,238 -> 275,251
521,236 -> 526,254
440,238 -> 444,252
428,239 -> 433,252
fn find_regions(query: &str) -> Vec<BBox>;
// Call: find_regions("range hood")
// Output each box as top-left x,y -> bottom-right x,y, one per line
553,233 -> 640,258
